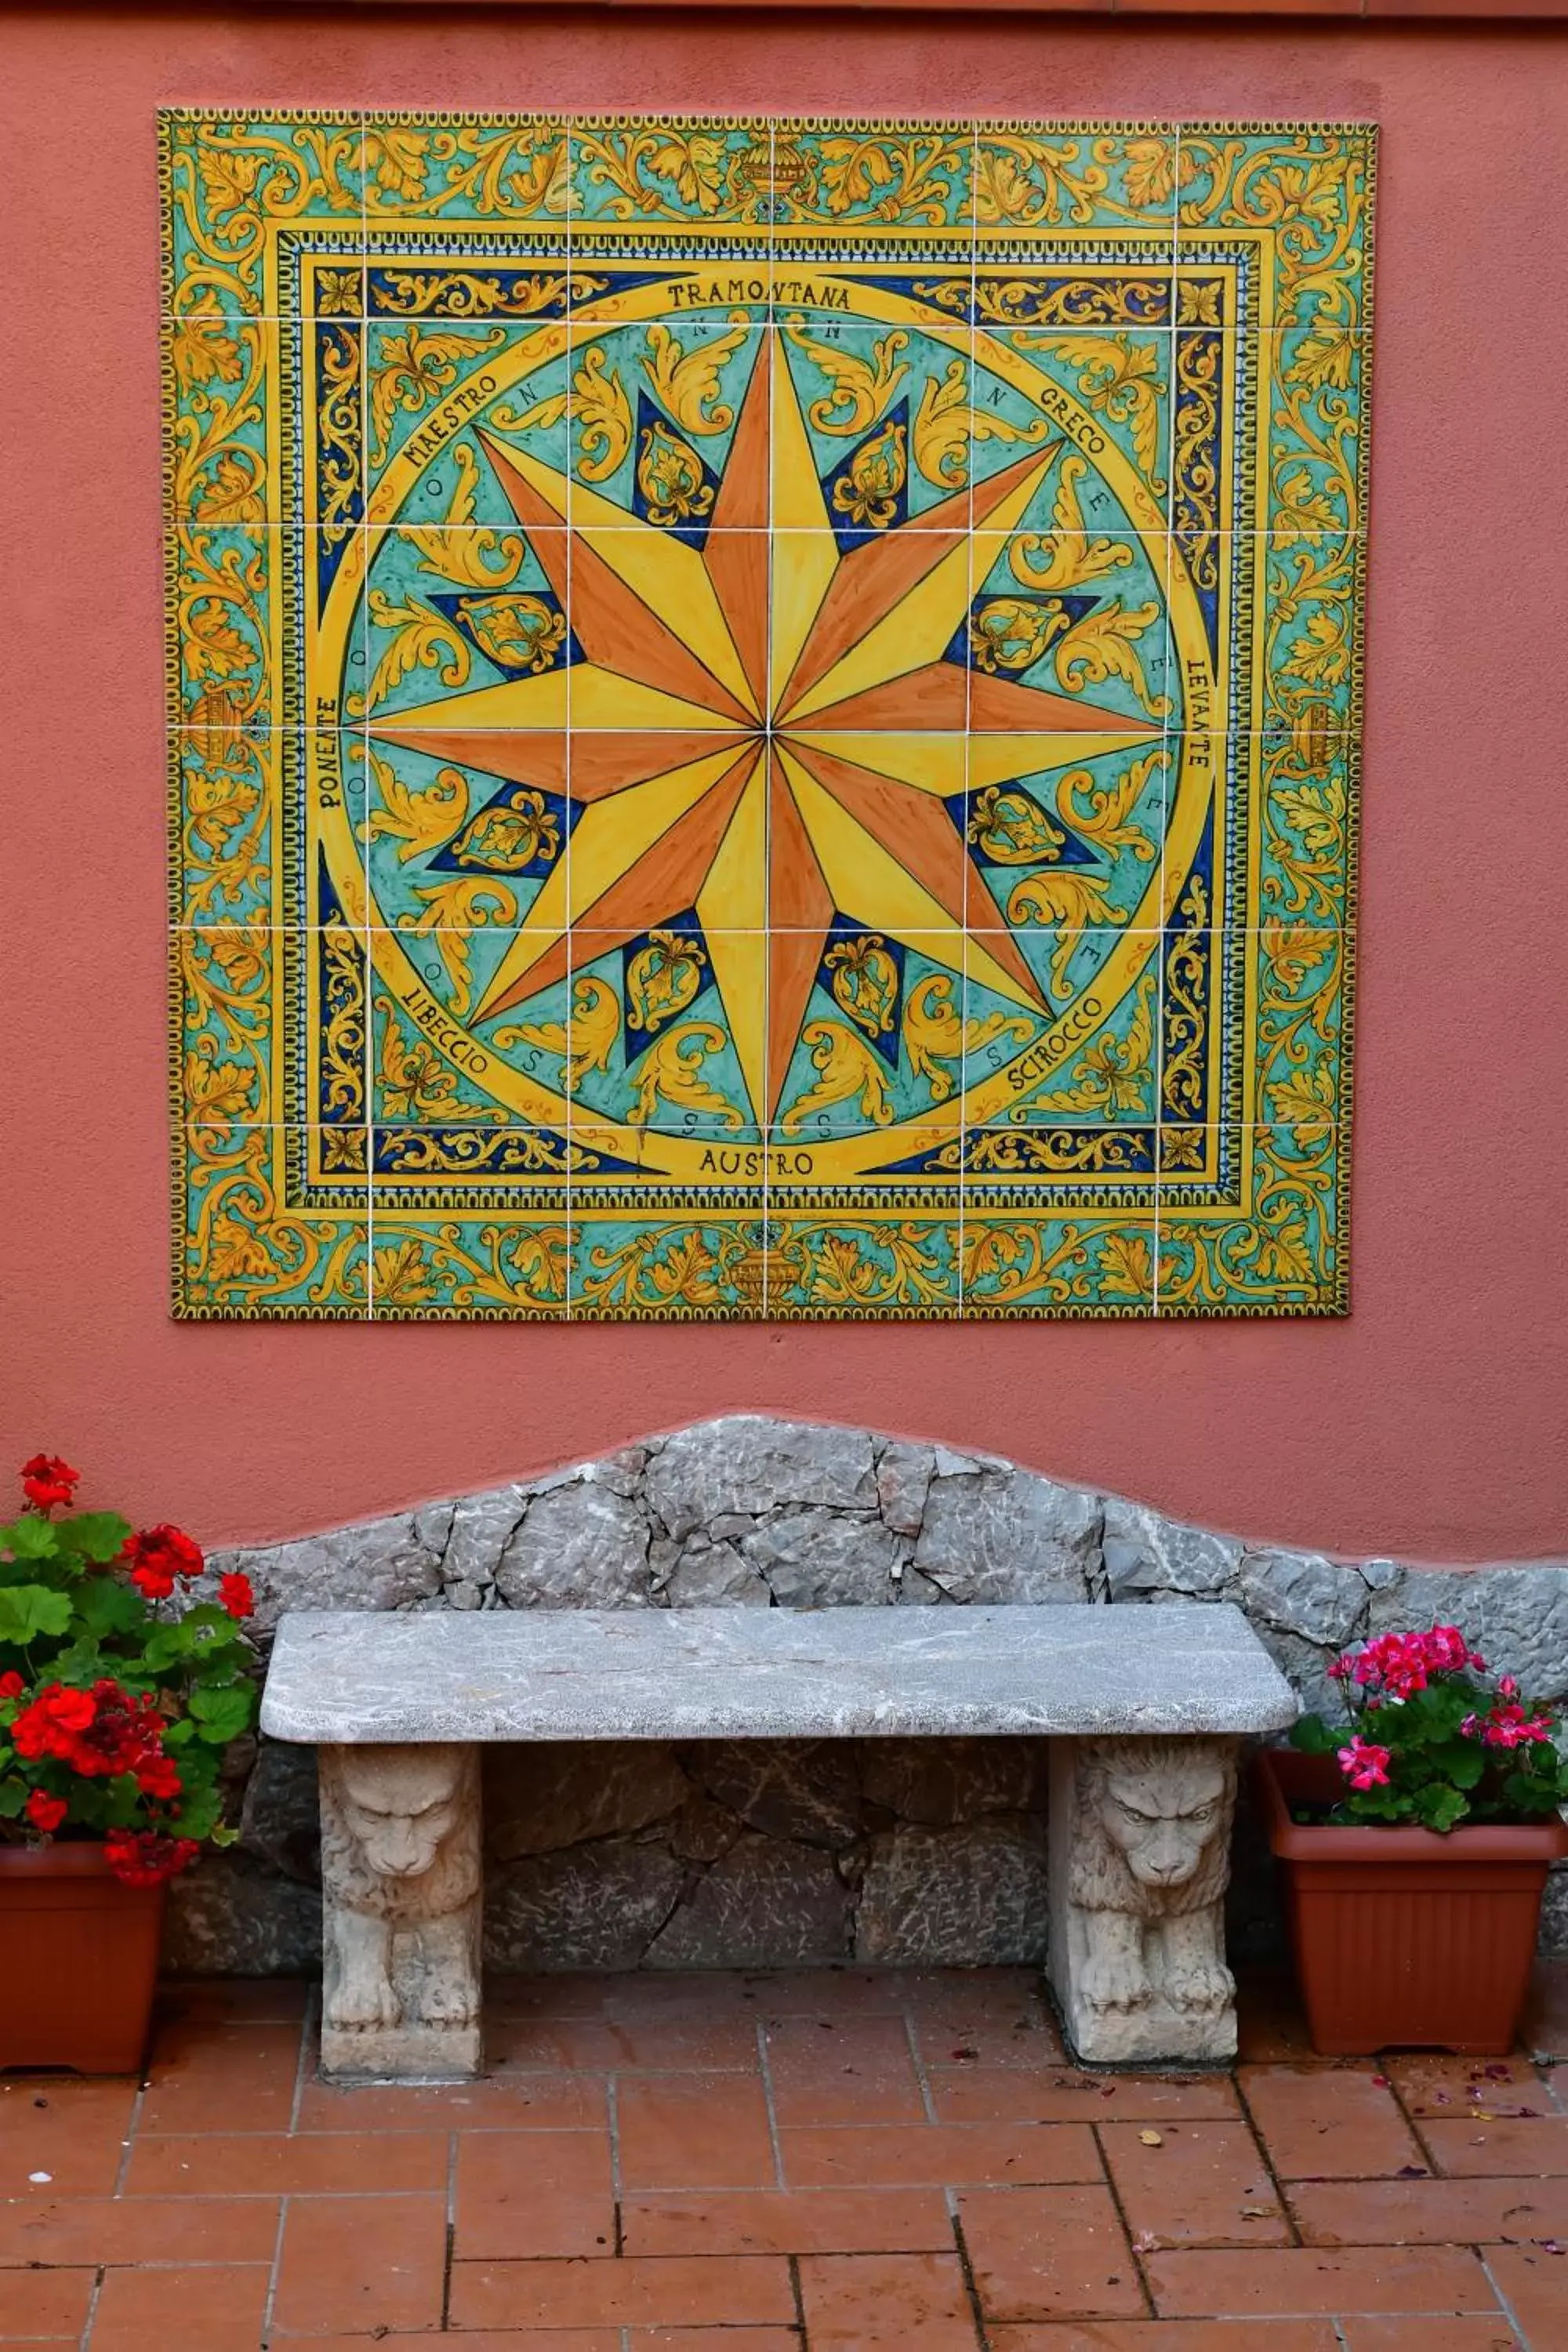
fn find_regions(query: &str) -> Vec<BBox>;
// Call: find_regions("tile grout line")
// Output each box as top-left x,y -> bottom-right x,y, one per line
786,2249 -> 808,2345
1230,2065 -> 1305,2248
1479,2246 -> 1535,2350
440,2122 -> 459,2329
111,2070 -> 149,2198
902,2004 -> 941,2128
607,2071 -> 626,2255
946,2189 -> 993,2352
257,2191 -> 289,2349
286,1988 -> 315,2136
1153,135 -> 1181,1317
1089,2118 -> 1157,2321
75,2264 -> 106,2352
756,2013 -> 789,2190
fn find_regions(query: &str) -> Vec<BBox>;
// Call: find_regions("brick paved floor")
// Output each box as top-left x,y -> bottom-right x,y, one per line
5,1965 -> 1568,2349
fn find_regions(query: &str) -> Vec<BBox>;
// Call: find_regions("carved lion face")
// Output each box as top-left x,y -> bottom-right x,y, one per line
1096,1751 -> 1228,1889
335,1748 -> 466,1880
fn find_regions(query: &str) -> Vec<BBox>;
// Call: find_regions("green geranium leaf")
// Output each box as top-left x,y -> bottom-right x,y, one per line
0,1585 -> 74,1642
187,1682 -> 255,1744
55,1513 -> 132,1566
141,1624 -> 195,1671
1431,1740 -> 1486,1790
1290,1715 -> 1339,1755
1416,1783 -> 1470,1833
0,1777 -> 27,1818
2,1517 -> 60,1562
74,1578 -> 151,1638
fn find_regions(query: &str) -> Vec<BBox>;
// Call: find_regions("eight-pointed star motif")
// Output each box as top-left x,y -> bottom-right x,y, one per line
372,332 -> 1160,1127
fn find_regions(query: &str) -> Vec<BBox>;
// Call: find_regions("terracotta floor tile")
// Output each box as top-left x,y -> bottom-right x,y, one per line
779,2119 -> 1102,2187
523,1973 -> 757,2023
296,2069 -> 604,2131
125,2128 -> 448,2197
743,1969 -> 916,2016
1146,2245 -> 1501,2318
616,2071 -> 778,2190
797,2249 -> 980,2348
930,2065 -> 1240,2126
1241,2063 -> 1426,2179
1289,2174 -> 1568,2245
269,2190 -> 447,2336
1481,2243 -> 1568,2343
266,2332 -> 803,2352
1387,2056 -> 1550,2121
1100,2118 -> 1290,2249
489,1972 -> 636,2018
910,2013 -> 1069,2071
630,2333 -> 804,2350
154,1978 -> 310,2025
27,1969 -> 1568,2352
899,1966 -> 1044,2016
448,2252 -> 796,2329
762,2013 -> 927,2126
957,2184 -> 1145,2322
136,2021 -> 302,2135
86,2262 -> 270,2349
0,2264 -> 95,2338
455,2127 -> 615,2259
620,2185 -> 954,2255
989,2327 -> 1340,2350
1338,2321 -> 1525,2349
0,2194 -> 279,2267
905,1980 -> 1065,2071
1421,2115 -> 1568,2174
0,2077 -> 139,2197
491,2013 -> 763,2072
272,2339 -> 618,2351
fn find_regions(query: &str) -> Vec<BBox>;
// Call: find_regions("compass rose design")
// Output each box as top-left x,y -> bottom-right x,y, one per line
372,331 -> 1161,1129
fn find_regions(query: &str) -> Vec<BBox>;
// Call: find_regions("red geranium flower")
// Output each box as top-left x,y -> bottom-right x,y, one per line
120,1524 -> 204,1602
103,1829 -> 200,1888
24,1788 -> 67,1834
134,1755 -> 183,1801
12,1684 -> 97,1761
218,1571 -> 255,1621
20,1454 -> 79,1512
0,1670 -> 24,1703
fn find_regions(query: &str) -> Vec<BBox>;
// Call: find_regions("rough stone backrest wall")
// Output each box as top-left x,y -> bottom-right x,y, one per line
169,1417 -> 1568,1974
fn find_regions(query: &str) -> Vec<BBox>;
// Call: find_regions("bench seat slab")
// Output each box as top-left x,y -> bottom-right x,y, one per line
261,1605 -> 1298,1744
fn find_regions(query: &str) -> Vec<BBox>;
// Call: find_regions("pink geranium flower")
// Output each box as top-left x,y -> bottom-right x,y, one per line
1338,1734 -> 1392,1790
1478,1702 -> 1555,1751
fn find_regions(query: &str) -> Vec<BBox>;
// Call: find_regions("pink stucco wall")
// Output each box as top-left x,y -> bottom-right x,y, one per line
2,7 -> 1565,1563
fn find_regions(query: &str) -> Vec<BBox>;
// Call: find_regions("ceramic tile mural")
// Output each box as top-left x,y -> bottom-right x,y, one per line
163,113 -> 1373,1318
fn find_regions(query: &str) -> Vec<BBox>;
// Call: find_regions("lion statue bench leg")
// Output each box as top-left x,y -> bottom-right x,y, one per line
318,1743 -> 483,2082
1047,1734 -> 1240,2065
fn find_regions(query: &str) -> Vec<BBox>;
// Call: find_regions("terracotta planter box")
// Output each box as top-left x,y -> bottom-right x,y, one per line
0,1844 -> 166,2073
1258,1748 -> 1568,2057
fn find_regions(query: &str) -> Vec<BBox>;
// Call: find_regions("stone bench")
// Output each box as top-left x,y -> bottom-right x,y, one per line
260,1602 -> 1297,2081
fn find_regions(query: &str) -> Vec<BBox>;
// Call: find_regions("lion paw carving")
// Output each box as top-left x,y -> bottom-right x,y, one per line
319,1744 -> 481,2049
1058,1736 -> 1238,2051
